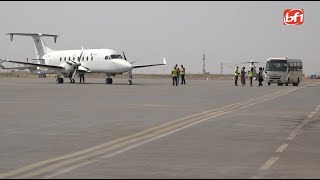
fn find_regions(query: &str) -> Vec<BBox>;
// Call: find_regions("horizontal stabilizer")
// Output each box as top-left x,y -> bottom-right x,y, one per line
6,33 -> 58,43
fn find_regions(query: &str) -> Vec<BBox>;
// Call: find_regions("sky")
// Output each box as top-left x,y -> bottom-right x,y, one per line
0,1 -> 319,75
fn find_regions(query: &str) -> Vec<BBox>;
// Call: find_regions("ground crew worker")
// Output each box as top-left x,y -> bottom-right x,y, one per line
234,66 -> 239,86
248,67 -> 254,86
171,66 -> 178,86
79,72 -> 85,84
180,64 -> 186,84
241,67 -> 246,86
176,64 -> 180,83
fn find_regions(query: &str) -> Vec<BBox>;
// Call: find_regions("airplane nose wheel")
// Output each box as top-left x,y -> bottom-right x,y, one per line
106,78 -> 113,84
128,80 -> 132,85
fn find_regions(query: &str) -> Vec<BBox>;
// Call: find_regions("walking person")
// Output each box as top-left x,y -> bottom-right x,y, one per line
176,64 -> 180,84
248,67 -> 254,86
258,67 -> 263,87
234,66 -> 239,86
241,67 -> 246,86
171,65 -> 178,86
180,65 -> 186,84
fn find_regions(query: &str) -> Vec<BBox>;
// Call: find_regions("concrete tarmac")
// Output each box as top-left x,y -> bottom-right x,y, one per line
0,77 -> 319,178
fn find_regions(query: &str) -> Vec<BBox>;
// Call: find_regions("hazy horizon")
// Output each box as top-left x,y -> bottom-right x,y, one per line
0,1 -> 319,75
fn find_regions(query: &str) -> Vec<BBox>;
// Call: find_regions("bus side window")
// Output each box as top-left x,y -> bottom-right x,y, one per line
297,62 -> 301,71
289,62 -> 294,71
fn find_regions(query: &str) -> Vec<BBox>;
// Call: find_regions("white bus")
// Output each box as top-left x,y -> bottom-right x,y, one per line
265,58 -> 303,86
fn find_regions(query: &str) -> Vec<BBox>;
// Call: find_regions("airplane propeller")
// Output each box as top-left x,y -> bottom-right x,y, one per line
122,51 -> 134,80
71,46 -> 84,80
123,51 -> 127,61
122,51 -> 138,64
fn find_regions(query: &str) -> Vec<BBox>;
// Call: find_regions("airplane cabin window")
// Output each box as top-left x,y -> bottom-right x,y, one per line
91,56 -> 93,61
64,57 -> 66,61
73,57 -> 75,61
69,57 -> 71,61
87,57 -> 88,61
60,57 -> 62,62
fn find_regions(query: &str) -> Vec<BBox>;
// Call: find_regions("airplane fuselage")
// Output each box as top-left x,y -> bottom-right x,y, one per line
44,49 -> 133,75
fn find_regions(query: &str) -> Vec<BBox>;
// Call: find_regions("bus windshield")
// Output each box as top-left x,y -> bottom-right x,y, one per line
266,60 -> 287,71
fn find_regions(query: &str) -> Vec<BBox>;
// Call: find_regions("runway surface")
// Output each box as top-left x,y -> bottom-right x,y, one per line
0,77 -> 319,178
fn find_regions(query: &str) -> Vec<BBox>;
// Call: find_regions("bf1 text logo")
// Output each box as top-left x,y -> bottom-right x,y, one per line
283,9 -> 304,25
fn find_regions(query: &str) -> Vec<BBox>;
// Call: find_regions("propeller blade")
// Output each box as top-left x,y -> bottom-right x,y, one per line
78,46 -> 84,62
123,51 -> 127,61
72,69 -> 77,79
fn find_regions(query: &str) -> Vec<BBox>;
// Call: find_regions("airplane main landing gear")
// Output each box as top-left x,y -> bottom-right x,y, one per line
69,78 -> 75,83
56,77 -> 64,84
106,77 -> 113,84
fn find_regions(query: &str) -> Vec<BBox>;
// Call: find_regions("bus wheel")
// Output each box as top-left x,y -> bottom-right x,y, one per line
285,83 -> 288,86
268,83 -> 270,86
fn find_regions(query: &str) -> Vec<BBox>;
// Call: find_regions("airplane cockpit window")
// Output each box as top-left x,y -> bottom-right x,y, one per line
110,54 -> 123,59
105,56 -> 109,60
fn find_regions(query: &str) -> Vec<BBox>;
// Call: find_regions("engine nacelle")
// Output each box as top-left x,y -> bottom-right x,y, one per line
64,61 -> 79,72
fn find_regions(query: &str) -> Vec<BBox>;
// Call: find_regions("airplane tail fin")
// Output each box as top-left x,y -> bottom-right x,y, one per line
6,33 -> 58,58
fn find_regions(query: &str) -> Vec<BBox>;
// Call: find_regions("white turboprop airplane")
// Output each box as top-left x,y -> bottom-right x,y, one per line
0,33 -> 166,85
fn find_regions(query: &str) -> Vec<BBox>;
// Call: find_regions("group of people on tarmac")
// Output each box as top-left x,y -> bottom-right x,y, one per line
171,64 -> 186,86
234,66 -> 264,87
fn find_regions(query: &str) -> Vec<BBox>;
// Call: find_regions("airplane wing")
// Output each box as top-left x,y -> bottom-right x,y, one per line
1,59 -> 64,70
0,63 -> 32,70
133,57 -> 166,69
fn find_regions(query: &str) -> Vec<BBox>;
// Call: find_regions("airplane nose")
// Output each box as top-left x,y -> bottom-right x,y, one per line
124,60 -> 133,69
119,59 -> 133,70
